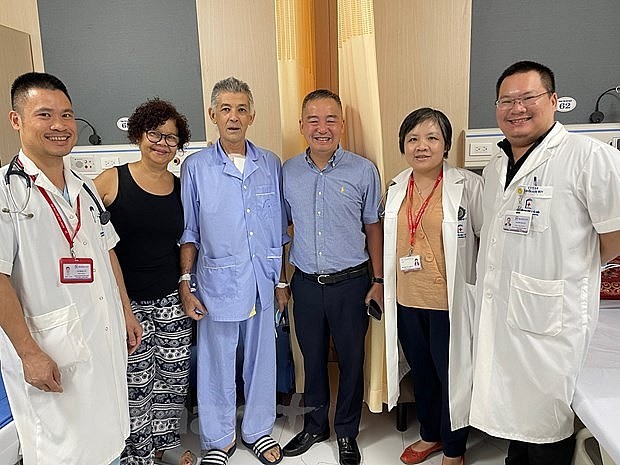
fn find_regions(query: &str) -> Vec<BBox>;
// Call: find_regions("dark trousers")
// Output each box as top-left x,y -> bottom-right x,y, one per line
397,304 -> 469,458
505,435 -> 576,465
290,268 -> 370,439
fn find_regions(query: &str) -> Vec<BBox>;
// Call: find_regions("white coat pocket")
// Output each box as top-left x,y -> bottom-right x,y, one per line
25,304 -> 91,369
507,271 -> 564,336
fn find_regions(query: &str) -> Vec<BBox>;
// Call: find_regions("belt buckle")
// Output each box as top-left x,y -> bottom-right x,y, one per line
317,274 -> 329,285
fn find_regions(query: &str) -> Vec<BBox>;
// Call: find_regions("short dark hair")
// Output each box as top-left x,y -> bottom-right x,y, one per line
398,107 -> 452,157
496,61 -> 555,98
11,72 -> 71,111
301,89 -> 342,114
127,98 -> 191,149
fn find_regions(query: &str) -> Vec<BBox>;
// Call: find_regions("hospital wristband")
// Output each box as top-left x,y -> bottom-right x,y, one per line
276,282 -> 289,289
178,273 -> 192,284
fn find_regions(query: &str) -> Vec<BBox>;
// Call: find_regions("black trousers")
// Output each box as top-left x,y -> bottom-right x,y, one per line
505,435 -> 576,465
290,268 -> 369,439
397,305 -> 469,458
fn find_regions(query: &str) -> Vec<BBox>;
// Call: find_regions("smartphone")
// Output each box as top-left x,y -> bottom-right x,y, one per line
366,299 -> 382,321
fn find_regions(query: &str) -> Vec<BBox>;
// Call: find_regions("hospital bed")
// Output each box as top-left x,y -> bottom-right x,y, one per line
0,369 -> 20,465
573,299 -> 620,465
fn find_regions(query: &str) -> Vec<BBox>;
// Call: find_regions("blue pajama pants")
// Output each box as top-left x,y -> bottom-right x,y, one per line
197,302 -> 276,450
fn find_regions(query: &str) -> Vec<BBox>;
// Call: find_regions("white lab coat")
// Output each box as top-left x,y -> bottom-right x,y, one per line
0,152 -> 130,464
384,162 -> 483,429
471,123 -> 620,443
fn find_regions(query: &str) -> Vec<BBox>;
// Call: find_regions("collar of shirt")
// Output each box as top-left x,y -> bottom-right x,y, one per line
499,122 -> 556,190
304,146 -> 342,171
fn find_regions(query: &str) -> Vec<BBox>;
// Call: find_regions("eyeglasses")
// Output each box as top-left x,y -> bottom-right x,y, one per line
146,130 -> 180,147
495,91 -> 552,109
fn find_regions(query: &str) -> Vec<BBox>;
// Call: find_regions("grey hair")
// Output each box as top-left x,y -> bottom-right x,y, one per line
210,76 -> 254,112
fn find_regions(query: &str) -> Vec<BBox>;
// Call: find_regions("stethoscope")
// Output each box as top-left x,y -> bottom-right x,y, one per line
2,155 -> 111,224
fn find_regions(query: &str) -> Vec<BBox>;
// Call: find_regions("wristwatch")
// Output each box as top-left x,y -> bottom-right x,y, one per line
276,281 -> 289,289
371,277 -> 384,284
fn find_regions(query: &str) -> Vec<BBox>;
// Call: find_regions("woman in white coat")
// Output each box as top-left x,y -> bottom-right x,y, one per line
383,108 -> 483,465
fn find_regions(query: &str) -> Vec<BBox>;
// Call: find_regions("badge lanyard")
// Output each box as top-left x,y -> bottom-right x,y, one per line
37,185 -> 82,257
406,170 -> 443,255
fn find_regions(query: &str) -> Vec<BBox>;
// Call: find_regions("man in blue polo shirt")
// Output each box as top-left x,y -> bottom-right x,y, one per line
281,89 -> 383,465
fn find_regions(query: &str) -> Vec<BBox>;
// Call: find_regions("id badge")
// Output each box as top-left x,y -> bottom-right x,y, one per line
59,257 -> 94,283
503,210 -> 532,235
400,254 -> 422,271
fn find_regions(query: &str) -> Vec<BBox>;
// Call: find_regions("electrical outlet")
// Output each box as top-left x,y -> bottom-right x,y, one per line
101,156 -> 120,169
71,155 -> 95,171
469,142 -> 492,156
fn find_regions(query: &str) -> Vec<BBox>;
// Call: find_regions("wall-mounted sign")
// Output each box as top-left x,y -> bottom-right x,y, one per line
557,97 -> 576,112
116,117 -> 129,131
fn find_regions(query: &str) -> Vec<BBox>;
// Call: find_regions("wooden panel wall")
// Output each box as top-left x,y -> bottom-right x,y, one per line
374,0 -> 472,182
195,0 -> 283,156
0,25 -> 34,165
0,0 -> 43,71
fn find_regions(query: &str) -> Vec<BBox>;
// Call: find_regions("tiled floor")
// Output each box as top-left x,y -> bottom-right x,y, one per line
179,393 -> 509,465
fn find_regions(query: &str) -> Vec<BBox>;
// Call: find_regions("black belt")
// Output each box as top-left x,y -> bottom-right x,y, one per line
298,262 -> 368,285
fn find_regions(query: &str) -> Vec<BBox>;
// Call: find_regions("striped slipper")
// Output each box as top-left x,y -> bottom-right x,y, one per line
199,443 -> 236,465
242,435 -> 283,465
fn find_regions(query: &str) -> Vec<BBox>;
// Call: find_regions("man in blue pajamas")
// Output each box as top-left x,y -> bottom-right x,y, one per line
178,77 -> 289,465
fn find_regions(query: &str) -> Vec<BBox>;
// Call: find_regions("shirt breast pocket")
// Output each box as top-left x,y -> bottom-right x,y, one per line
255,184 -> 275,220
523,187 -> 553,232
25,304 -> 91,370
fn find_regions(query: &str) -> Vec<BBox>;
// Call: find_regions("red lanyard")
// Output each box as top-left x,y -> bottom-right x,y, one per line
37,184 -> 82,257
406,170 -> 443,252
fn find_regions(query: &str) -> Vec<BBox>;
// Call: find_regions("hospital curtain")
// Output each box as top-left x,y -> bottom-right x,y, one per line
275,0 -> 316,393
337,0 -> 387,413
275,0 -> 315,162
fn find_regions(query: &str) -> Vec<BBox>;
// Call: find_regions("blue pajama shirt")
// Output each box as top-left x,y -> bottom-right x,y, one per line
180,140 -> 289,449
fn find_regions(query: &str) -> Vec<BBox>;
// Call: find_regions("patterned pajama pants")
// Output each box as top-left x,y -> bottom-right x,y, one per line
121,290 -> 193,465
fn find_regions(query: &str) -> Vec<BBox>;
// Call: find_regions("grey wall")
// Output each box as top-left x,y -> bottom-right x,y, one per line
37,0 -> 205,146
469,0 -> 620,128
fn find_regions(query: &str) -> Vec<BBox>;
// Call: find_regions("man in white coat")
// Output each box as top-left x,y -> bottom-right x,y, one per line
0,72 -> 141,465
470,61 -> 620,465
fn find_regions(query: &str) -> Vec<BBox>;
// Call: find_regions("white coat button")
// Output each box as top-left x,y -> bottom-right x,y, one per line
246,208 -> 250,213
317,211 -> 321,216
99,296 -> 104,301
243,185 -> 248,189
249,231 -> 254,236
83,241 -> 88,246
486,292 -> 492,298
318,231 -> 322,236
489,265 -> 495,271
491,237 -> 497,244
318,191 -> 322,195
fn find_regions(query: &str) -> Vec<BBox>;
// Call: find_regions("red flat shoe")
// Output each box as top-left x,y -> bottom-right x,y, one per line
400,441 -> 443,464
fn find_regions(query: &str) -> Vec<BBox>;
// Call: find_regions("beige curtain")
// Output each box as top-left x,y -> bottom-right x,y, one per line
275,0 -> 315,162
275,0 -> 316,392
337,0 -> 386,413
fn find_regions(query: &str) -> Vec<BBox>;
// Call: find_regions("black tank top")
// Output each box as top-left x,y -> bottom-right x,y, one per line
108,164 -> 183,301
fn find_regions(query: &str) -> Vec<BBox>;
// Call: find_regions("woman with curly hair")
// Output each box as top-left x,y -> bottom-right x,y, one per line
95,98 -> 195,465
